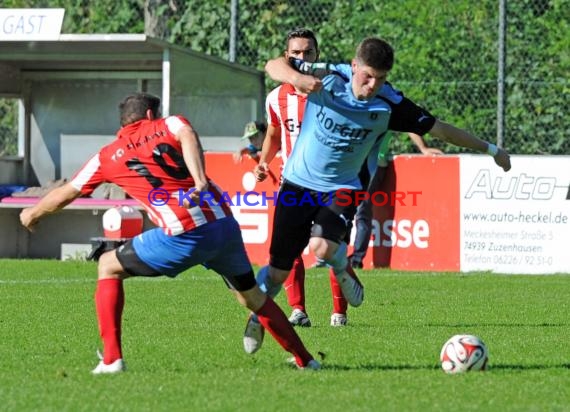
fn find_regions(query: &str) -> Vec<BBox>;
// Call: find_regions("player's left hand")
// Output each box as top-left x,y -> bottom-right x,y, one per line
494,148 -> 511,172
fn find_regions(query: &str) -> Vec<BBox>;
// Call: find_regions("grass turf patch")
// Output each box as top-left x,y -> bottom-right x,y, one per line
1,259 -> 569,411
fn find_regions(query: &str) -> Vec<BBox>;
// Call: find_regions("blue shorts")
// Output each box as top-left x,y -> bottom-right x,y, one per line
128,216 -> 252,278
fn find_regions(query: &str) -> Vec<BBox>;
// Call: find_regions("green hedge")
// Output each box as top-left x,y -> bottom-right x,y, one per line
2,0 -> 568,155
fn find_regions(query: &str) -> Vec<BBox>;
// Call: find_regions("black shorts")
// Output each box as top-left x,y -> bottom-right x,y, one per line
269,180 -> 357,271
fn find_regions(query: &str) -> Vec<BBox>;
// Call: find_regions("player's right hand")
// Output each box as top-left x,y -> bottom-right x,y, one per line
293,73 -> 322,94
20,208 -> 38,232
254,162 -> 269,182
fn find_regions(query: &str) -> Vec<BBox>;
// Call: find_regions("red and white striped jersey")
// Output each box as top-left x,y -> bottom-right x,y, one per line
70,115 -> 232,236
265,83 -> 307,165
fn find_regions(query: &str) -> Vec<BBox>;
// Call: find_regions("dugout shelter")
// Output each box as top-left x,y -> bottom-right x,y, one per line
0,34 -> 265,258
0,33 -> 265,186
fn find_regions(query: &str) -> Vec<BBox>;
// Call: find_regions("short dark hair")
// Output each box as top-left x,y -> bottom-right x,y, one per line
355,37 -> 394,71
119,93 -> 161,126
253,120 -> 267,134
286,28 -> 319,52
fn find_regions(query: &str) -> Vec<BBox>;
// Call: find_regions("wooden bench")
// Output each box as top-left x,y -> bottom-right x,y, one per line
0,197 -> 149,259
0,196 -> 141,210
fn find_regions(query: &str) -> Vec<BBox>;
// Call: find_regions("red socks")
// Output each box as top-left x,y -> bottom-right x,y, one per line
95,278 -> 124,364
255,298 -> 313,367
329,268 -> 348,315
285,257 -> 348,316
284,256 -> 306,311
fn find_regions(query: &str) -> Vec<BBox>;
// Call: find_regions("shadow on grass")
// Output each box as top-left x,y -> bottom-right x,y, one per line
491,363 -> 570,370
425,323 -> 568,328
353,322 -> 568,329
323,363 -> 440,371
321,363 -> 570,372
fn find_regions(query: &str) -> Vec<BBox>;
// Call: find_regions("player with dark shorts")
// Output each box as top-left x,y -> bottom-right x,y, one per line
244,37 -> 511,354
270,181 -> 357,270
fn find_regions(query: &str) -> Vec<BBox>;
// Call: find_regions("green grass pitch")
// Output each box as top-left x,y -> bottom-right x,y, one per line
1,259 -> 569,411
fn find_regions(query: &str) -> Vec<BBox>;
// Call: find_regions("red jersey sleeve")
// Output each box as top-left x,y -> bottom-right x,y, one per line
69,153 -> 106,196
164,115 -> 191,135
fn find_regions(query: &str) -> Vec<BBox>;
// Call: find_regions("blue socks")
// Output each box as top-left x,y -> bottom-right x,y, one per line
325,242 -> 348,275
252,265 -> 282,323
256,265 -> 282,298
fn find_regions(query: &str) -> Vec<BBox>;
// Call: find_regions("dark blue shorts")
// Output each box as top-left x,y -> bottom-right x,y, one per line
122,216 -> 252,279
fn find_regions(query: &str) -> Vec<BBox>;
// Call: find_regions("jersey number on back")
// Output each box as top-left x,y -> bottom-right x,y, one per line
125,143 -> 190,188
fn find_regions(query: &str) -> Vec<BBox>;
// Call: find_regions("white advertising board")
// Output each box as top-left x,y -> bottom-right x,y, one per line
460,155 -> 570,274
0,9 -> 64,41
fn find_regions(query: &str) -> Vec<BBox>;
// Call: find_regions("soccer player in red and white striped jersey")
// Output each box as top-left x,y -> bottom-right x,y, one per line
72,113 -> 232,236
20,93 -> 321,373
253,28 -> 349,330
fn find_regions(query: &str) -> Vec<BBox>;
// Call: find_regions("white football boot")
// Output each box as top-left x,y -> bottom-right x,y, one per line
288,309 -> 312,327
330,313 -> 348,327
287,357 -> 322,370
92,351 -> 126,375
335,265 -> 364,307
243,314 -> 265,354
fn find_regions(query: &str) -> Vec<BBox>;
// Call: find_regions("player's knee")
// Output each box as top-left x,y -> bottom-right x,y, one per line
97,251 -> 124,279
309,237 -> 330,260
236,285 -> 266,312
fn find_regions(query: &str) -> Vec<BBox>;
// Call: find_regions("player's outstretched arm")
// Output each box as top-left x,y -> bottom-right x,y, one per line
265,57 -> 322,94
408,132 -> 444,156
428,120 -> 511,171
254,124 -> 281,182
177,125 -> 209,198
20,183 -> 82,231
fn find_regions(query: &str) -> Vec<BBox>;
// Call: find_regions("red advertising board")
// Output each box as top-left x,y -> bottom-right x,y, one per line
372,155 -> 460,271
205,153 -> 460,271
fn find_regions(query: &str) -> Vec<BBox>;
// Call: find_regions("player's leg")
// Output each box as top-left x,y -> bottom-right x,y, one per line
284,256 -> 311,327
329,215 -> 353,326
95,223 -> 229,374
284,256 -> 306,311
242,182 -> 317,351
349,155 -> 378,269
207,217 -> 318,368
93,227 -> 185,374
311,237 -> 363,307
329,270 -> 348,326
350,198 -> 373,269
311,190 -> 364,307
230,283 -> 317,368
259,181 -> 315,297
92,250 -> 131,374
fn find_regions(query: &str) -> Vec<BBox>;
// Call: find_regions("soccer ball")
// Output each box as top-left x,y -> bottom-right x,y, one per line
440,334 -> 488,374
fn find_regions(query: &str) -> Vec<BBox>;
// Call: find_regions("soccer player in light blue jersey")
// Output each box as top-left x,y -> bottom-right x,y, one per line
243,37 -> 511,353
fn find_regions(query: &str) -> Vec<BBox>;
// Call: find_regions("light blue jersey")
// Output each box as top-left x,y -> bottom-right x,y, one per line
282,63 -> 402,192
